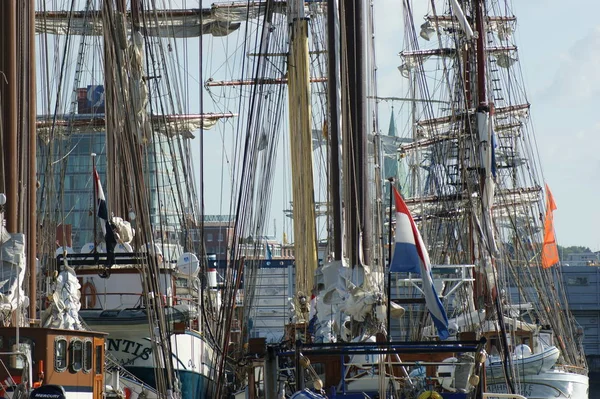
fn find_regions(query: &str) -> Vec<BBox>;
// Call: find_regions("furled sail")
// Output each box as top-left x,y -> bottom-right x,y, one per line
36,113 -> 233,142
0,233 -> 28,324
35,3 -> 285,38
42,265 -> 84,330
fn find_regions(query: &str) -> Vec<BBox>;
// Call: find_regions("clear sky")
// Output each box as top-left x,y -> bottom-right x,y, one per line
516,1 -> 600,251
372,0 -> 600,251
59,0 -> 596,251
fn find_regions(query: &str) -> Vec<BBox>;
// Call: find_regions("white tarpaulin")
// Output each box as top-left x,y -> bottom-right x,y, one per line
36,4 -> 278,38
0,233 -> 28,323
42,266 -> 84,330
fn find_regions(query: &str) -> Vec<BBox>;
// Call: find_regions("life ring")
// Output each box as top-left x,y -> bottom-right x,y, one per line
81,282 -> 97,309
417,391 -> 442,399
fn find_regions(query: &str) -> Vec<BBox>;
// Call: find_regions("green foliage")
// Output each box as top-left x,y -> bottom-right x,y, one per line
558,245 -> 592,257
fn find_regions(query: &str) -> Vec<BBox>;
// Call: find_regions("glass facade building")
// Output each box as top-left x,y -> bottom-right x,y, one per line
37,87 -> 193,253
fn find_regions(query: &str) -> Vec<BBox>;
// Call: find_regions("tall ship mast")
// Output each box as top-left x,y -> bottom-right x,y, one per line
389,0 -> 588,397
28,0 -> 589,398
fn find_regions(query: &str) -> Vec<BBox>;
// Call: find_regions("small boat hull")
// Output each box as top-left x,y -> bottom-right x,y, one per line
486,369 -> 589,399
486,346 -> 560,379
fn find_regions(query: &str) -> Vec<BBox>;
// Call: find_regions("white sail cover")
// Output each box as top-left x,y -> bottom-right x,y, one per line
0,233 -> 29,323
314,260 -> 388,342
35,5 -> 276,38
42,266 -> 84,330
36,113 -> 229,142
111,216 -> 135,244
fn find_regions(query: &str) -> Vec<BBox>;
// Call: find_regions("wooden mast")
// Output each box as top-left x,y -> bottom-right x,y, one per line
26,0 -> 37,321
0,0 -> 37,321
473,0 -> 515,393
0,1 -> 18,232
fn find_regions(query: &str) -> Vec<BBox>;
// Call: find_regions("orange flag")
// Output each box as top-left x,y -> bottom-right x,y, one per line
541,184 -> 559,268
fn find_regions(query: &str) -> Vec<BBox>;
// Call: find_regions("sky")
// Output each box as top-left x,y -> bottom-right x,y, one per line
191,0 -> 600,250
371,0 -> 600,251
38,0 -> 600,251
500,1 -> 600,251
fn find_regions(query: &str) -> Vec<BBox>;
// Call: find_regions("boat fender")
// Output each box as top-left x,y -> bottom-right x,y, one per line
81,282 -> 97,309
123,387 -> 132,399
417,391 -> 442,399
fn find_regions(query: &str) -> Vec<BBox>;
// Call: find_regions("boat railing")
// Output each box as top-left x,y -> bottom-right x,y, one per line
341,358 -> 475,390
343,360 -> 473,367
281,338 -> 487,394
105,355 -> 156,391
79,291 -> 204,309
396,264 -> 475,298
557,363 -> 588,375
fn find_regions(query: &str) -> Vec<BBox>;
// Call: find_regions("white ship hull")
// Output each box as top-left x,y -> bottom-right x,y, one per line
487,369 -> 589,399
80,309 -> 215,398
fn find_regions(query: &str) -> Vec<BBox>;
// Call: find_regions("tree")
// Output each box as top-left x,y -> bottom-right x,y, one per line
558,245 -> 592,258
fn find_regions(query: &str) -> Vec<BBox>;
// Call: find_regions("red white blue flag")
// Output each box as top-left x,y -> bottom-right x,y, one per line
94,167 -> 108,234
93,166 -> 117,258
390,186 -> 449,340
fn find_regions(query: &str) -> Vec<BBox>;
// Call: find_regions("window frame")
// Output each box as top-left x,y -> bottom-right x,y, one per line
69,338 -> 84,373
95,344 -> 103,375
83,339 -> 93,373
54,336 -> 68,372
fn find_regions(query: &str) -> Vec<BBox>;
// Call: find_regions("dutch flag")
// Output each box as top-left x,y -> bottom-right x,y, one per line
93,167 -> 117,259
390,186 -> 449,340
94,168 -> 108,233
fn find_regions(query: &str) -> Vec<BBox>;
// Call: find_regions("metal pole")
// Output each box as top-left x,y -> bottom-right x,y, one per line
475,0 -> 486,107
27,0 -> 37,321
342,0 -> 359,269
327,0 -> 343,260
355,0 -> 372,267
295,340 -> 305,390
386,177 -> 394,340
92,153 -> 97,252
263,346 -> 278,399
343,0 -> 371,267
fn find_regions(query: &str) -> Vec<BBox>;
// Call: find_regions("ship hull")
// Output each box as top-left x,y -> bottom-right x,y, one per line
80,310 -> 215,398
126,367 -> 210,398
487,369 -> 589,399
107,332 -> 214,398
486,346 -> 560,378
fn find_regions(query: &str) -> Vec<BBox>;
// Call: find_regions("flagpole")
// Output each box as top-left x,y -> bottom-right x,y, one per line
387,177 -> 394,341
92,153 -> 97,253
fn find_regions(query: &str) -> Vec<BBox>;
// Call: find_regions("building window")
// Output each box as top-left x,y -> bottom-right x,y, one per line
55,337 -> 68,372
83,340 -> 93,373
207,233 -> 213,242
567,277 -> 589,286
70,339 -> 83,372
218,233 -> 224,242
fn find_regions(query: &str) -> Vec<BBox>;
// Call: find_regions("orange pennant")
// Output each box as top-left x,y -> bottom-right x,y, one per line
541,184 -> 559,268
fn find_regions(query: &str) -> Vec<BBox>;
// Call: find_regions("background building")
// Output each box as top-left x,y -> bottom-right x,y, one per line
37,85 -> 193,254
